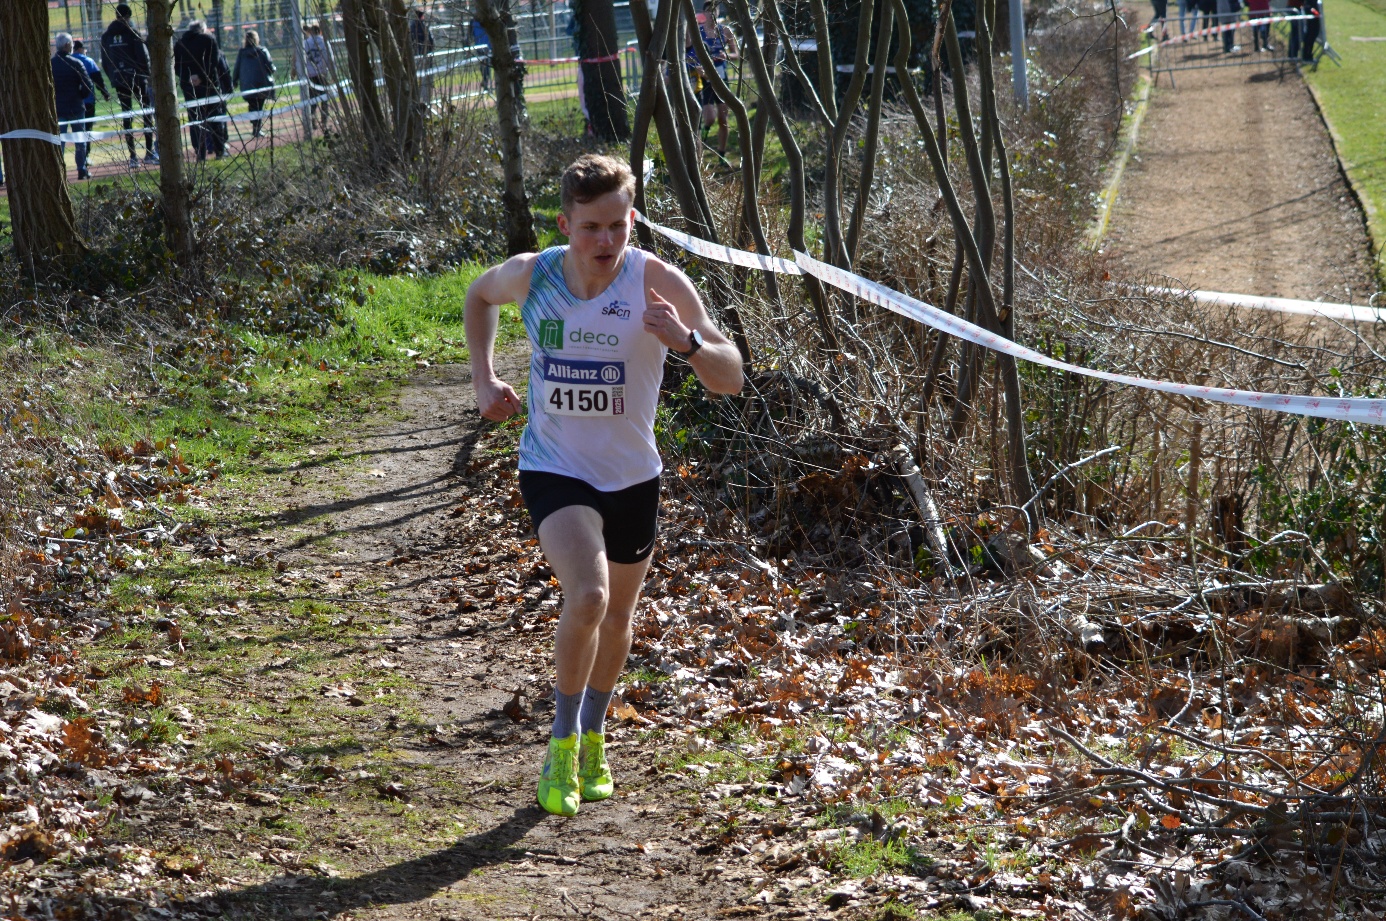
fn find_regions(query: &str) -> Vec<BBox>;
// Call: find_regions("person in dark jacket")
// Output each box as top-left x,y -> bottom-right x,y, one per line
72,41 -> 113,140
1291,0 -> 1321,61
233,30 -> 276,138
411,8 -> 435,105
102,3 -> 157,167
410,8 -> 435,56
174,20 -> 233,161
53,33 -> 96,180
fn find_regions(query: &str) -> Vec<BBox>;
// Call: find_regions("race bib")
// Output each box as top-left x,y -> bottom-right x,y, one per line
542,357 -> 626,417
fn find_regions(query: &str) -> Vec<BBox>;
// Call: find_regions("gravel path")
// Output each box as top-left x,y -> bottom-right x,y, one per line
1105,61 -> 1378,301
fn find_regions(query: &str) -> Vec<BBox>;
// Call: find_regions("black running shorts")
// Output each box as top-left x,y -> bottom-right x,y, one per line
518,471 -> 661,564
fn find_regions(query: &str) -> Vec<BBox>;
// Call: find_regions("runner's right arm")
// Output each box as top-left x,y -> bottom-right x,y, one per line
464,254 -> 537,421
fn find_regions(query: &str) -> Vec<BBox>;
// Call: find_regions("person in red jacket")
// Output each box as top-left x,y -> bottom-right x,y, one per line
1245,0 -> 1272,50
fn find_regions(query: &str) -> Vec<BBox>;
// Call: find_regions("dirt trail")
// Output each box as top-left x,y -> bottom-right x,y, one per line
1105,64 -> 1378,301
178,354 -> 758,920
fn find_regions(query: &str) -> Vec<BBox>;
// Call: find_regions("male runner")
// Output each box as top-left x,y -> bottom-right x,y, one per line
463,154 -> 743,816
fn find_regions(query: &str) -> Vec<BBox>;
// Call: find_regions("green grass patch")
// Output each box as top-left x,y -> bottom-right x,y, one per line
19,262 -> 519,485
828,833 -> 928,878
1304,0 -> 1386,276
668,741 -> 773,786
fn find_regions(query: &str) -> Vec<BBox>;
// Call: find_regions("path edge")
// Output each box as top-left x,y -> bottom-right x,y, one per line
1086,71 -> 1154,250
1300,75 -> 1386,287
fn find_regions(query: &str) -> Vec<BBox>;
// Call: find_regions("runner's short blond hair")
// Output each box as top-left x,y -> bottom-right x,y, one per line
560,155 -> 636,214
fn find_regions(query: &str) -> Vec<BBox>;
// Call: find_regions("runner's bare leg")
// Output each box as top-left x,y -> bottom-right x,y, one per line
588,558 -> 652,693
540,505 -> 610,696
540,506 -> 651,697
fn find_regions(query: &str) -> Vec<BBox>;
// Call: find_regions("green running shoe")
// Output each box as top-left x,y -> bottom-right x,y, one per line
537,733 -> 581,817
579,730 -> 614,801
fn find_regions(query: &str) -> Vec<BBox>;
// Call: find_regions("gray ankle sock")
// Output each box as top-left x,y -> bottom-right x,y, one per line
579,686 -> 616,736
552,688 -> 583,739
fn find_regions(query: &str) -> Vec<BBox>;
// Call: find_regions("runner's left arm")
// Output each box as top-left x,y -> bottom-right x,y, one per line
643,260 -> 744,395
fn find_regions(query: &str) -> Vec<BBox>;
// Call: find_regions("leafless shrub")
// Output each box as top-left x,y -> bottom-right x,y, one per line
644,3 -> 1383,911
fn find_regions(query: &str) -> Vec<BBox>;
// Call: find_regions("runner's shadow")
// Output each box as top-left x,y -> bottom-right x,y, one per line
256,423 -> 467,475
237,415 -> 494,539
195,805 -> 550,919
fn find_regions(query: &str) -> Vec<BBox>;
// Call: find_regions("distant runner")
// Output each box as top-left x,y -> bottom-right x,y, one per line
463,154 -> 743,816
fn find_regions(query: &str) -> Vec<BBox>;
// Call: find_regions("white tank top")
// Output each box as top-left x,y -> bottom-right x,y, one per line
518,246 -> 666,491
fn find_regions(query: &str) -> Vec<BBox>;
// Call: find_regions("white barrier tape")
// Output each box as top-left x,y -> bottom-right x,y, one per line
1129,13 -> 1314,57
636,212 -> 1386,426
635,213 -> 802,275
0,94 -> 323,143
0,127 -> 127,144
1181,288 -> 1386,324
1,97 -> 308,143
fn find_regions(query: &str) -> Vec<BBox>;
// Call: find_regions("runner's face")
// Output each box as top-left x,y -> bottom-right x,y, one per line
559,191 -> 633,275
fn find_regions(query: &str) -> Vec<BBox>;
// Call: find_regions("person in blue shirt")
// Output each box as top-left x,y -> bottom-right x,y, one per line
72,40 -> 113,145
53,33 -> 97,180
470,15 -> 491,91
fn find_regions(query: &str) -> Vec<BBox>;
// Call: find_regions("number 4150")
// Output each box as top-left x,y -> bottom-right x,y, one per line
550,387 -> 609,413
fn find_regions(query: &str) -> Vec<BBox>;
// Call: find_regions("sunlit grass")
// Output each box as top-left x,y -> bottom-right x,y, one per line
1304,0 -> 1386,275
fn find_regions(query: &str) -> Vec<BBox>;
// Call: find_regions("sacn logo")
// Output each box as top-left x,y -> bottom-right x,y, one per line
539,319 -> 564,350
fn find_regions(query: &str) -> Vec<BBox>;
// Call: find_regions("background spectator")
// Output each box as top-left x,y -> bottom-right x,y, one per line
411,9 -> 435,105
1217,0 -> 1242,51
696,2 -> 738,159
471,13 -> 492,92
234,30 -> 276,139
1149,0 -> 1170,41
1178,0 -> 1198,35
1245,0 -> 1272,50
411,8 -> 435,57
102,2 -> 157,169
72,41 -> 113,143
1198,0 -> 1217,37
1291,0 -> 1321,61
175,20 -> 232,161
52,32 -> 95,180
301,22 -> 335,133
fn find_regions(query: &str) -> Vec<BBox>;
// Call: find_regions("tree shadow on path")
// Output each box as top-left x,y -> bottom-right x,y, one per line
189,805 -> 551,919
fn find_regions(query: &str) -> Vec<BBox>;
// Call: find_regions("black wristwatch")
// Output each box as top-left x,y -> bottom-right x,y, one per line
673,329 -> 704,358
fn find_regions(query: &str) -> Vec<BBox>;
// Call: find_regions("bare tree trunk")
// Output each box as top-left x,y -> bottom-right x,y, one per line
574,0 -> 629,141
0,0 -> 83,268
823,0 -> 875,271
211,0 -> 226,45
684,0 -> 777,309
628,0 -> 662,248
368,0 -> 423,158
808,0 -> 838,123
748,20 -> 777,181
340,0 -> 392,162
890,0 -> 1034,507
845,0 -> 894,266
730,0 -> 847,435
146,0 -> 196,266
476,0 -> 537,256
629,0 -> 714,238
